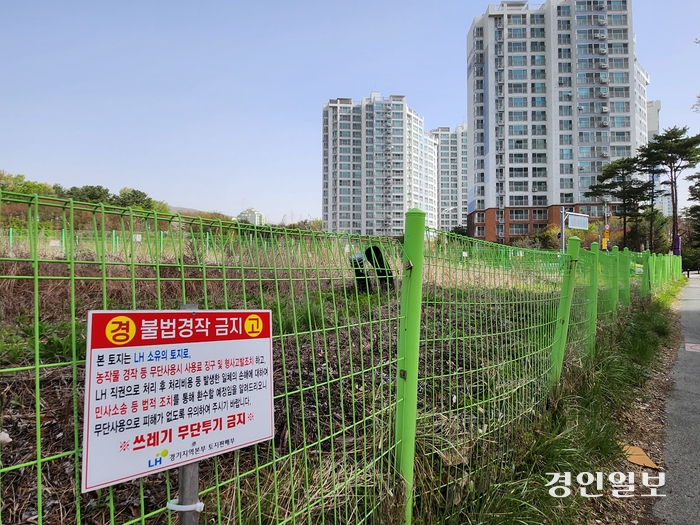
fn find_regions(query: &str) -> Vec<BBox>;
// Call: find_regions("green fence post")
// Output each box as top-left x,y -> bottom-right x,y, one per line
586,242 -> 599,357
8,227 -> 12,249
551,236 -> 580,387
611,246 -> 619,320
395,208 -> 426,525
620,247 -> 630,307
641,250 -> 650,298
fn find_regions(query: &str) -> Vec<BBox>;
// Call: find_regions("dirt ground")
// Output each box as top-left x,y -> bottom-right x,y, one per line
587,306 -> 682,525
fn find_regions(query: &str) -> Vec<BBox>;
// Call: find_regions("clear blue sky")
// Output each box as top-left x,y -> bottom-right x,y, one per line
1,0 -> 699,223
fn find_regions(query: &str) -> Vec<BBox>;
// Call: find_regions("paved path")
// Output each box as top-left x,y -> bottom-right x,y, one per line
654,275 -> 700,524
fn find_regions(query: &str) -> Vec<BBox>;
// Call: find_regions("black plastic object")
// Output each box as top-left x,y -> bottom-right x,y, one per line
350,253 -> 371,293
364,246 -> 394,291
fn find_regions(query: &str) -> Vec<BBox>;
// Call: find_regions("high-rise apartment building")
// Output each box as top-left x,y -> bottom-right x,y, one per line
322,92 -> 438,235
646,100 -> 672,217
431,125 -> 470,230
466,0 -> 647,243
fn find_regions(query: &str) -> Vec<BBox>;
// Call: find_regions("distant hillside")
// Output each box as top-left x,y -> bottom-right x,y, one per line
168,205 -> 235,220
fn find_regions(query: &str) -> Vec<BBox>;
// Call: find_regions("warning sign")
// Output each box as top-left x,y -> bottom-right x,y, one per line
81,310 -> 274,492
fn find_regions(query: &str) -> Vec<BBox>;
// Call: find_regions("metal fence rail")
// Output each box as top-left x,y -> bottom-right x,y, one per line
0,192 -> 407,525
0,194 -> 683,525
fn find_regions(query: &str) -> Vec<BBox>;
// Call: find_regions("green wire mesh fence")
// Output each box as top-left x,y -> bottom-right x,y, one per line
414,231 -> 564,521
0,194 -> 683,525
0,192 -> 407,525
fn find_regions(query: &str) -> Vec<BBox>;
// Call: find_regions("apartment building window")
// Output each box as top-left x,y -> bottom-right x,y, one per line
531,28 -> 545,38
532,82 -> 547,93
611,131 -> 631,142
560,163 -> 574,174
475,66 -> 484,76
532,124 -> 547,135
560,149 -> 574,159
560,193 -> 575,204
559,77 -> 573,87
508,14 -> 526,25
531,69 -> 546,79
532,110 -> 547,121
510,209 -> 529,220
475,212 -> 486,223
558,48 -> 572,59
508,42 -> 528,53
608,14 -> 627,25
557,20 -> 571,30
509,139 -> 528,149
560,120 -> 573,131
612,145 -> 632,156
558,63 -> 572,73
560,178 -> 574,189
611,101 -> 630,112
560,134 -> 574,145
509,223 -> 530,235
611,116 -> 631,127
509,55 -> 528,67
532,167 -> 547,177
509,82 -> 528,94
608,1 -> 628,12
509,111 -> 528,122
533,209 -> 548,220
558,34 -> 572,45
559,105 -> 573,116
532,153 -> 547,163
475,119 -> 484,129
557,5 -> 571,16
509,167 -> 529,177
475,173 -> 485,183
509,97 -> 528,108
533,181 -> 548,192
476,186 -> 485,196
610,87 -> 630,98
509,125 -> 528,135
532,96 -> 547,107
509,69 -> 528,80
531,55 -> 546,66
508,28 -> 527,38
474,27 -> 484,37
559,91 -> 573,101
475,226 -> 485,237
610,43 -> 629,54
474,40 -> 484,50
579,176 -> 594,188
532,195 -> 548,206
531,41 -> 546,52
509,153 -> 528,163
609,29 -> 628,40
509,195 -> 529,206
476,199 -> 485,210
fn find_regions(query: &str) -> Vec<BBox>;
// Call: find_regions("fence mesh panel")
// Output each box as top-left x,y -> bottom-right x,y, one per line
412,230 -> 565,520
0,193 -> 406,525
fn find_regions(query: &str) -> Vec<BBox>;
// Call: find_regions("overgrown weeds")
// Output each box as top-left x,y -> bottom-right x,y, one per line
419,283 -> 682,524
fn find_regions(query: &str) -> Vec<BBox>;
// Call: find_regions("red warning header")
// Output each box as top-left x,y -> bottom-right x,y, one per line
89,310 -> 272,349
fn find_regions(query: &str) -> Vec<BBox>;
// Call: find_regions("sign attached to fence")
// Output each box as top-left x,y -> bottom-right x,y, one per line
81,309 -> 274,492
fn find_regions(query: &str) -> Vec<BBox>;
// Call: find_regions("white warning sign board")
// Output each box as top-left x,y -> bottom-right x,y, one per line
81,310 -> 274,492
